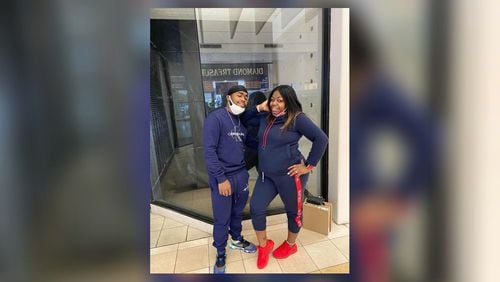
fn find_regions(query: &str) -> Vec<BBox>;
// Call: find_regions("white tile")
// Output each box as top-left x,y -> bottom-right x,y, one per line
328,222 -> 349,239
187,267 -> 209,274
150,217 -> 164,232
178,237 -> 209,250
186,226 -> 211,241
320,263 -> 350,273
226,260 -> 246,273
157,225 -> 187,246
241,219 -> 254,231
297,228 -> 329,246
150,250 -> 177,273
304,240 -> 348,269
174,245 -> 209,273
185,219 -> 213,235
310,270 -> 322,274
150,213 -> 163,221
150,204 -> 213,234
209,242 -> 243,265
266,223 -> 288,232
150,230 -> 160,248
331,235 -> 349,259
241,228 -> 256,236
267,213 -> 288,225
266,229 -> 302,247
150,244 -> 178,255
276,246 -> 318,273
162,218 -> 186,229
243,256 -> 282,273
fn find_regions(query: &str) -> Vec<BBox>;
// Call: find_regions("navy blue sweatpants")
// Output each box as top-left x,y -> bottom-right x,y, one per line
209,169 -> 250,254
250,172 -> 309,233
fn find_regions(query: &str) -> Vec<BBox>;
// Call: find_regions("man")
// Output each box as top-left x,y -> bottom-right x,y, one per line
244,91 -> 267,171
203,85 -> 257,274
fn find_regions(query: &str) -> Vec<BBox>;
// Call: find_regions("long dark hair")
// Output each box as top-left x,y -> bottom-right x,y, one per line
267,85 -> 303,130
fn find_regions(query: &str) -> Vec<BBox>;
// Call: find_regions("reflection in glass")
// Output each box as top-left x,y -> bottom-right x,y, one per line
150,8 -> 324,221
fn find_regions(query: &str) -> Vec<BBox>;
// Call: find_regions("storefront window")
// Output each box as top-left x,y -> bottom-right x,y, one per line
150,8 -> 324,222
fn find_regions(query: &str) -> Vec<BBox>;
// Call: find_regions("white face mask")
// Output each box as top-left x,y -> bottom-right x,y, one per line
228,96 -> 246,115
272,110 -> 287,117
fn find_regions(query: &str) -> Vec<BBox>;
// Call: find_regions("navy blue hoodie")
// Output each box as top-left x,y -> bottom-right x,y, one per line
203,107 -> 248,184
242,107 -> 328,175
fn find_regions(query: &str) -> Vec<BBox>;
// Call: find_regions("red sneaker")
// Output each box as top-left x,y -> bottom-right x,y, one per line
257,239 -> 275,269
272,241 -> 297,259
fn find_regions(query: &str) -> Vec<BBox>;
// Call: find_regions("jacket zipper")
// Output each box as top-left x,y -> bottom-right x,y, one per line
262,117 -> 276,148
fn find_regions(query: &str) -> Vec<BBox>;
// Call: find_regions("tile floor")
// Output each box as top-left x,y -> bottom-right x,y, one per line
150,211 -> 350,274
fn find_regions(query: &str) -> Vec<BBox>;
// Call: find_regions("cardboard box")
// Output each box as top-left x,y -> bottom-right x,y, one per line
302,201 -> 333,235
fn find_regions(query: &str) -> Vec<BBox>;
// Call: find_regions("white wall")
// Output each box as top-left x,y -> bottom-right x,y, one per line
329,8 -> 349,224
270,9 -> 324,197
449,1 -> 500,281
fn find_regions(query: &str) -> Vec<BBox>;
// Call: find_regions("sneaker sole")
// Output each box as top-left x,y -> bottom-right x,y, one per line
229,244 -> 257,253
272,249 -> 297,259
213,265 -> 226,274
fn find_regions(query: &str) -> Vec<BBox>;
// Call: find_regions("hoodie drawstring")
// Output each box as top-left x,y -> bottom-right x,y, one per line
262,117 -> 276,148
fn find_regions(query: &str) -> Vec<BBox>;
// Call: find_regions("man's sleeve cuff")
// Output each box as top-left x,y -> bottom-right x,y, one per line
216,175 -> 227,183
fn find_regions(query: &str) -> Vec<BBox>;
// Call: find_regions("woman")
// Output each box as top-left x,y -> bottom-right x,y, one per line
241,85 -> 328,269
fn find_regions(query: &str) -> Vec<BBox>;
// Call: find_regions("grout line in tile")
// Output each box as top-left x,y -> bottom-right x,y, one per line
303,242 -> 322,271
154,216 -> 166,248
330,236 -> 349,261
276,256 -> 284,273
207,240 -> 210,274
172,247 -> 179,274
326,240 -> 349,269
153,230 -> 159,249
242,254 -> 247,274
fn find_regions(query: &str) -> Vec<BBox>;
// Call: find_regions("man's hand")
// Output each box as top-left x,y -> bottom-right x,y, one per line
257,100 -> 269,112
218,180 -> 232,197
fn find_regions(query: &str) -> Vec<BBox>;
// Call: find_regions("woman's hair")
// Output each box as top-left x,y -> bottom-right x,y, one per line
267,85 -> 303,130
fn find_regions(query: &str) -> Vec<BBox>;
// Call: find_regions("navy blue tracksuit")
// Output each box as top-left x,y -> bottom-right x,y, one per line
203,107 -> 250,254
242,107 -> 328,233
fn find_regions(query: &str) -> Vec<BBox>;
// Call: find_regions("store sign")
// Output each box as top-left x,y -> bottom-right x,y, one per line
201,63 -> 269,80
202,67 -> 264,77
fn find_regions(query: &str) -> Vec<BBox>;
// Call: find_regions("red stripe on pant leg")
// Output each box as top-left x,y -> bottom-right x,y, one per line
294,175 -> 302,228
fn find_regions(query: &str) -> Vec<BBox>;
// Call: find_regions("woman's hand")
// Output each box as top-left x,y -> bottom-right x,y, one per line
257,100 -> 269,112
287,159 -> 312,177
